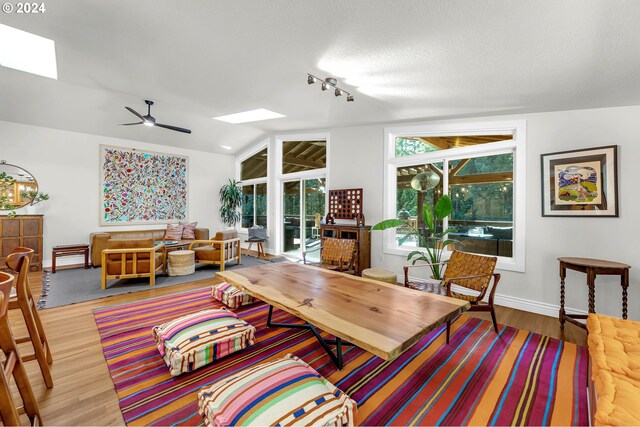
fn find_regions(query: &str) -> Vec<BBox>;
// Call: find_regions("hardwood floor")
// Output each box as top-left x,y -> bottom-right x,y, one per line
7,253 -> 587,425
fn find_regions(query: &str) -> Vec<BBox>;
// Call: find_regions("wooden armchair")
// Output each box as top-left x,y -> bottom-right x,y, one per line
188,230 -> 241,272
303,237 -> 357,274
403,250 -> 501,343
101,239 -> 167,289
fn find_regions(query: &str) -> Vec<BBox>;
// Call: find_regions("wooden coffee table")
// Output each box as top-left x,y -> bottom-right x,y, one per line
217,262 -> 469,369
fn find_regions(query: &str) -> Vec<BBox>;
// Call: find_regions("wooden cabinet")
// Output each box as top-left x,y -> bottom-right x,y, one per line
320,224 -> 370,275
0,215 -> 43,271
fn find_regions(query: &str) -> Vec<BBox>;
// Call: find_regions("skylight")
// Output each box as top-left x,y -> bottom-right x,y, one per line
213,109 -> 285,124
0,24 -> 57,79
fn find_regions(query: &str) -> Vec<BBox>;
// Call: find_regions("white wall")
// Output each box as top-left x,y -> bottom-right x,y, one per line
0,120 -> 234,266
325,105 -> 640,321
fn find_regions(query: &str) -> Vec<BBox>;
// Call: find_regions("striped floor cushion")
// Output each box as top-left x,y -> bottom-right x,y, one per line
198,353 -> 357,426
152,309 -> 256,376
212,282 -> 257,309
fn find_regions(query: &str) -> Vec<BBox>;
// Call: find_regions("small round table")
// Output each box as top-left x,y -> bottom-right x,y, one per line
362,268 -> 397,285
558,257 -> 630,329
168,250 -> 195,277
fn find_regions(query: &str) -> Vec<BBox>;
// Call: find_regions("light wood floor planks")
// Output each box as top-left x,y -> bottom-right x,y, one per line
7,253 -> 587,425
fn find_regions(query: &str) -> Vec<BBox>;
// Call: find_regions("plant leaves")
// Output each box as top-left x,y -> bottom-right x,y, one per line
372,219 -> 406,230
423,203 -> 434,234
434,195 -> 453,220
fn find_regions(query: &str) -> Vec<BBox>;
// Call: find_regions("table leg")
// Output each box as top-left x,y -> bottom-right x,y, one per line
265,305 -> 352,370
559,264 -> 566,329
587,268 -> 596,313
84,249 -> 90,269
622,269 -> 629,320
52,252 -> 57,274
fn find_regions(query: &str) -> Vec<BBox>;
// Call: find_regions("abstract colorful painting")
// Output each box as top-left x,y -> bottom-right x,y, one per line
100,145 -> 188,224
541,145 -> 618,217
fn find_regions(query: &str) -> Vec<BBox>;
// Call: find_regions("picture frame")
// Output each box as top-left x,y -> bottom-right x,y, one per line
541,145 -> 618,217
99,145 -> 189,225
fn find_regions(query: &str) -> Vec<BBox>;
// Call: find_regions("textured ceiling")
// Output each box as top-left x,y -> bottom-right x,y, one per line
1,0 -> 639,154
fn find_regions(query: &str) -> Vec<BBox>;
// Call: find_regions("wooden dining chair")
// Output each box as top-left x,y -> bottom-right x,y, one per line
404,250 -> 501,344
0,271 -> 42,426
6,248 -> 54,388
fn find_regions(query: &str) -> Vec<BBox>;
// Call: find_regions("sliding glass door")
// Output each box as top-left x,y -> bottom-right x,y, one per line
282,177 -> 325,260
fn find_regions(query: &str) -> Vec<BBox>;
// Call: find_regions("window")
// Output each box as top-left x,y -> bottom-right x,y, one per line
240,148 -> 267,181
239,145 -> 268,229
242,183 -> 267,228
384,121 -> 526,271
282,141 -> 326,174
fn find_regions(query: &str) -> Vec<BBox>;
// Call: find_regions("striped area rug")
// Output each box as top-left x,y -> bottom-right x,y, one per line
93,287 -> 588,426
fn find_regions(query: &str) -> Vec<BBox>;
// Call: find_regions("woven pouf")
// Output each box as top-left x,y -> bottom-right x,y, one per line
212,282 -> 257,309
168,250 -> 195,276
362,268 -> 397,285
152,308 -> 256,376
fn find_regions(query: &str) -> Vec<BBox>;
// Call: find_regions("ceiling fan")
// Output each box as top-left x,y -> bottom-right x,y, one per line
121,100 -> 191,134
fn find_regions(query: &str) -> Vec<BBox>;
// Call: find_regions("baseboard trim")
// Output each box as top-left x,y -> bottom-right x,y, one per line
401,274 -> 587,319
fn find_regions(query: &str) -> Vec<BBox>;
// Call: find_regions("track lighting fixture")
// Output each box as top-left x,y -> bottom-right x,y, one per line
307,73 -> 354,102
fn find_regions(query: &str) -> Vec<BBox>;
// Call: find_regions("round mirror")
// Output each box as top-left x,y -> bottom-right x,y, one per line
0,161 -> 38,210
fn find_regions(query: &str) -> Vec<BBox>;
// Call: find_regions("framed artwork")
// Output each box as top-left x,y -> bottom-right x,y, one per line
100,145 -> 188,224
541,145 -> 618,217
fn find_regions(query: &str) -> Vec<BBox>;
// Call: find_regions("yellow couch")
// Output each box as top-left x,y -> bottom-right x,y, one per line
587,313 -> 640,426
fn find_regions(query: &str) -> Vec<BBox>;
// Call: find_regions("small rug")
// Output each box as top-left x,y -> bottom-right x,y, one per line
40,255 -> 286,309
93,288 -> 589,426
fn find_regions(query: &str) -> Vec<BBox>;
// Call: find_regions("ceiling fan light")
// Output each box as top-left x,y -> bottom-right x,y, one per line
143,121 -> 154,127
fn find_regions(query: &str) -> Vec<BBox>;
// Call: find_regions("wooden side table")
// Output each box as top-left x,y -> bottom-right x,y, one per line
558,257 -> 630,329
51,244 -> 90,273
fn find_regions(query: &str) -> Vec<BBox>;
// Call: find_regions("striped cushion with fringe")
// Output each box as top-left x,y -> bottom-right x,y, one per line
164,223 -> 185,240
152,309 -> 255,376
212,282 -> 257,309
197,353 -> 357,426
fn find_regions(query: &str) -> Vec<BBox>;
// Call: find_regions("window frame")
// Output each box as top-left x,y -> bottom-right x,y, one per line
236,141 -> 269,232
383,120 -> 526,272
274,132 -> 330,255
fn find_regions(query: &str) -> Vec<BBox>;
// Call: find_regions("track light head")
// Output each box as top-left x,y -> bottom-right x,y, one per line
321,82 -> 328,91
334,88 -> 342,97
346,94 -> 354,102
307,74 -> 316,85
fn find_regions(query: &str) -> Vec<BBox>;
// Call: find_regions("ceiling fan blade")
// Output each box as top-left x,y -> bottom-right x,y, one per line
155,123 -> 192,134
125,106 -> 145,121
119,122 -> 143,126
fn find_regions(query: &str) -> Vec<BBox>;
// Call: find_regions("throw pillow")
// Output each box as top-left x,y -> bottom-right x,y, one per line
164,224 -> 184,240
180,221 -> 198,239
198,353 -> 357,426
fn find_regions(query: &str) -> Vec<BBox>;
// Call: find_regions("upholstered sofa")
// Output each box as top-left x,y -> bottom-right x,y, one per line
90,227 -> 209,267
587,313 -> 640,426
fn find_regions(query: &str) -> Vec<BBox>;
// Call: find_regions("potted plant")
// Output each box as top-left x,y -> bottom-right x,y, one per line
372,194 -> 457,280
219,179 -> 243,228
20,190 -> 49,214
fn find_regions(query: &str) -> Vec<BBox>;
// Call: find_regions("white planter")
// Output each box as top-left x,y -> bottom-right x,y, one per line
24,205 -> 37,215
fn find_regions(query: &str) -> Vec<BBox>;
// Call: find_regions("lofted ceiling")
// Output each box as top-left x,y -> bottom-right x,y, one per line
1,1 -> 640,155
